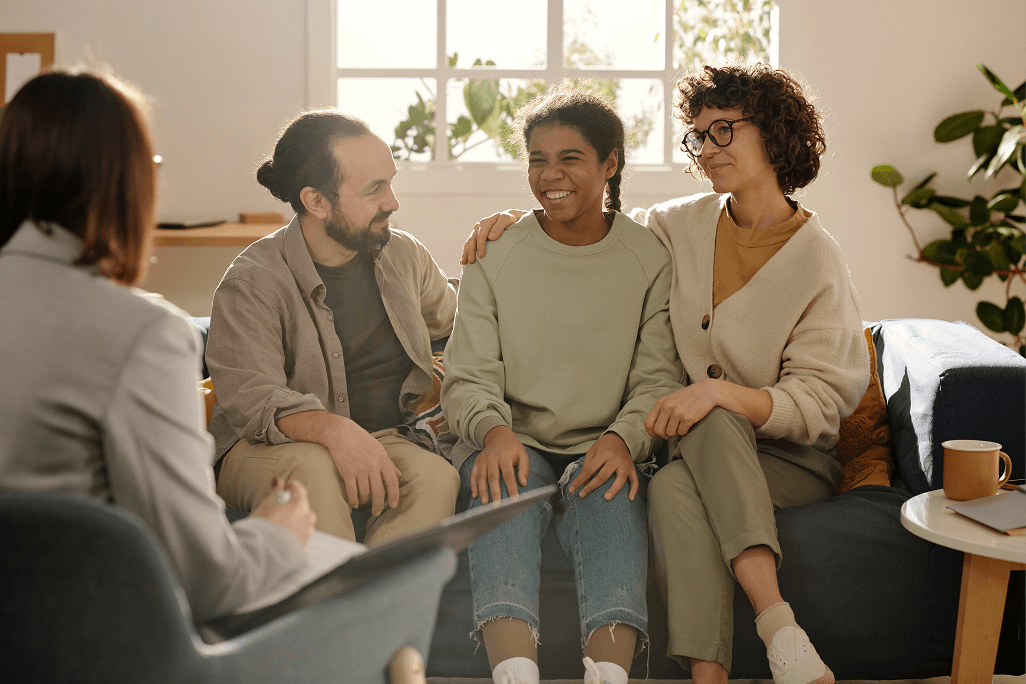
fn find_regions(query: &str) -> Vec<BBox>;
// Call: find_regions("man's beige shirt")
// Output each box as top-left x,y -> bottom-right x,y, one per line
206,217 -> 457,459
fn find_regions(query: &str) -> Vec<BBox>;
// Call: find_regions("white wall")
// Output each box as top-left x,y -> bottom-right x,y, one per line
5,0 -> 1024,337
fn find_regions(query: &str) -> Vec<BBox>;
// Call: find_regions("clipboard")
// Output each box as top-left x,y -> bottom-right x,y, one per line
199,485 -> 557,643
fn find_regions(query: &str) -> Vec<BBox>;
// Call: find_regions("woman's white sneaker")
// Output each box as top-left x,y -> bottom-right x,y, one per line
766,626 -> 835,684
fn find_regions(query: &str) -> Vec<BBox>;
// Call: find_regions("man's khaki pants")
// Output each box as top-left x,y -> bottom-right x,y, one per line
647,407 -> 840,672
216,428 -> 460,543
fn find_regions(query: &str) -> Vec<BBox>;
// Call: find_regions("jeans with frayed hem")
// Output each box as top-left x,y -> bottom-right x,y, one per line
460,444 -> 649,651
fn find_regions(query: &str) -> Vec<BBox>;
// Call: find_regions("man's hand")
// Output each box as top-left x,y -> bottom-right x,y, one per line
460,209 -> 528,265
252,477 -> 317,545
276,411 -> 402,517
568,432 -> 638,501
644,382 -> 720,438
470,425 -> 529,504
327,418 -> 402,516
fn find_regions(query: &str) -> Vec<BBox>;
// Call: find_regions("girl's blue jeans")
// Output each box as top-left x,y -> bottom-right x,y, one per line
459,443 -> 649,650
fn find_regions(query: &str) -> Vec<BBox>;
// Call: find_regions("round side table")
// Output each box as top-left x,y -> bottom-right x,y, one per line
901,489 -> 1025,684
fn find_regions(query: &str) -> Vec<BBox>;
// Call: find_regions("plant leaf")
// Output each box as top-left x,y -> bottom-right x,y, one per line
465,79 -> 499,126
922,239 -> 959,265
973,125 -> 1006,157
1005,297 -> 1026,335
977,64 -> 1015,100
912,172 -> 937,190
901,187 -> 936,208
1006,232 -> 1026,263
934,111 -> 985,142
961,250 -> 995,277
1002,81 -> 1026,107
986,240 -> 1012,271
871,164 -> 903,187
450,115 -> 472,139
985,125 -> 1023,178
988,192 -> 1021,214
961,271 -> 985,290
940,266 -> 961,286
930,204 -> 969,227
969,153 -> 994,180
932,195 -> 972,208
977,301 -> 1007,332
969,196 -> 990,225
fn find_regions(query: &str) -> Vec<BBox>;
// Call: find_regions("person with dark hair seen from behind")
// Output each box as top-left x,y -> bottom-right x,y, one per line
460,62 -> 869,684
441,82 -> 683,684
206,110 -> 461,545
0,69 -> 321,620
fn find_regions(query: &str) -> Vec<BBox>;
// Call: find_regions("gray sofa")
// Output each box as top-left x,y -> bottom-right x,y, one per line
197,317 -> 1025,679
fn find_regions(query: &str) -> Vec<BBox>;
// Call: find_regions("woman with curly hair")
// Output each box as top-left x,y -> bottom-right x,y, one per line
461,62 -> 869,684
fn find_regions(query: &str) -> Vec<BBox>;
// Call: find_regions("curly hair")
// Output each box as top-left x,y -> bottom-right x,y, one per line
516,81 -> 626,212
675,62 -> 825,196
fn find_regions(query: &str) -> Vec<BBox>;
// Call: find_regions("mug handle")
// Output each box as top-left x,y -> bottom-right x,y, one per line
998,451 -> 1013,487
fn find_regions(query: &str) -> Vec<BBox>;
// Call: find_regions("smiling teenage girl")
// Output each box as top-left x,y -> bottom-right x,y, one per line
440,83 -> 683,684
460,63 -> 869,684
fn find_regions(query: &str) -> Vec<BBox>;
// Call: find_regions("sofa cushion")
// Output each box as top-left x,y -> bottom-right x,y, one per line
835,327 -> 895,493
874,319 -> 1026,495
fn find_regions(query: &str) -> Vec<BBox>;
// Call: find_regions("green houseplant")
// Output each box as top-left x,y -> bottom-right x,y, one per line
872,64 -> 1025,356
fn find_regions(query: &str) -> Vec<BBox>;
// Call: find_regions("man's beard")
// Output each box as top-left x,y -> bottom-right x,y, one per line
324,204 -> 392,259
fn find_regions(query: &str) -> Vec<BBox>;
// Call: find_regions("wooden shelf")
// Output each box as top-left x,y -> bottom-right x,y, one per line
153,222 -> 281,247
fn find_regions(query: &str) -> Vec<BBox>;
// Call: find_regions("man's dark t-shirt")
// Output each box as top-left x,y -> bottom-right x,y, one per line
314,254 -> 412,432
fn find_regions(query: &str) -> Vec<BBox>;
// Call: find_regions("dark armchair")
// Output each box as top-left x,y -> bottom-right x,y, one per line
0,491 -> 454,684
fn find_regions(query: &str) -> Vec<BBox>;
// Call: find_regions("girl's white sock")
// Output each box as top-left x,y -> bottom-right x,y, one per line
491,656 -> 539,684
582,656 -> 628,684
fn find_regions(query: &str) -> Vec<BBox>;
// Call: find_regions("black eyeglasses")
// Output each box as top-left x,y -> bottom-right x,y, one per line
682,117 -> 753,158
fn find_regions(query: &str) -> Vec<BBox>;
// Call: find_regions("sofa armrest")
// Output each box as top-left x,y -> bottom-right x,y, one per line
873,318 -> 1025,495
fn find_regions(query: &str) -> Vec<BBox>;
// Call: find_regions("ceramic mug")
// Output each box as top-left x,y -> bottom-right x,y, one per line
941,440 -> 1013,501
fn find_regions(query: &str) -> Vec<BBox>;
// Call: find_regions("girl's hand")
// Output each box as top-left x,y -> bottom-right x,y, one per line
460,209 -> 529,264
568,433 -> 638,501
472,425 -> 530,504
644,381 -> 720,438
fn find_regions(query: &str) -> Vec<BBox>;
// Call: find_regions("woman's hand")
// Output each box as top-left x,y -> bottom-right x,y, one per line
461,209 -> 529,264
645,381 -> 721,438
252,477 -> 317,545
568,432 -> 638,501
471,425 -> 530,504
644,379 -> 773,438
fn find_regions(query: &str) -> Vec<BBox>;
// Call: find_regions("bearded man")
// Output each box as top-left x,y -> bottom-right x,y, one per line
207,111 -> 459,542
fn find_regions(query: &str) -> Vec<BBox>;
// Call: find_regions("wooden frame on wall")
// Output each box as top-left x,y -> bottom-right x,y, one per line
1,33 -> 55,105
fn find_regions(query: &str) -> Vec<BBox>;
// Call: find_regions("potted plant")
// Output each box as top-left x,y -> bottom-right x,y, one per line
872,64 -> 1025,356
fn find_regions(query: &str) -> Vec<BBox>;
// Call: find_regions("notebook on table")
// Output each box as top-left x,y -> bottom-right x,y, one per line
947,486 -> 1026,535
199,484 -> 557,643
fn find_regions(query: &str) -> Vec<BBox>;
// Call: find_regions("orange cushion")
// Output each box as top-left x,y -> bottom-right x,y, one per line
834,328 -> 895,493
199,378 -> 216,427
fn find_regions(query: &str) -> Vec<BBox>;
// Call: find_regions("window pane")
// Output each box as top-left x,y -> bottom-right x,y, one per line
446,0 -> 547,69
565,0 -> 664,70
446,77 -> 546,161
617,79 -> 663,165
338,1 -> 437,69
339,78 -> 437,161
673,0 -> 774,72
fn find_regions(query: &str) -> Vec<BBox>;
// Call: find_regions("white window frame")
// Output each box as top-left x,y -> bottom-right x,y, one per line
306,0 -> 800,197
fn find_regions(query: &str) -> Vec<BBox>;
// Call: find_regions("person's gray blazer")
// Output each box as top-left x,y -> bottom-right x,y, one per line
0,221 -> 309,621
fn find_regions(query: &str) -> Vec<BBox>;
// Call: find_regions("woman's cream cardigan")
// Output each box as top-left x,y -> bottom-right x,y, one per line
634,192 -> 869,450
